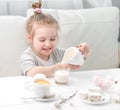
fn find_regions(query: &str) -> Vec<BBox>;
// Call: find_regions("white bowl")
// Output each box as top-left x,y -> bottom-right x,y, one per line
62,47 -> 84,65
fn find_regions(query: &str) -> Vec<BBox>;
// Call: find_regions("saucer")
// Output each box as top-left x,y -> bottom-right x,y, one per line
79,92 -> 111,105
34,92 -> 60,102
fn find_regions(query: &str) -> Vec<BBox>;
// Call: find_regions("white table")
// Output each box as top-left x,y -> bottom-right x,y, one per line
0,69 -> 120,110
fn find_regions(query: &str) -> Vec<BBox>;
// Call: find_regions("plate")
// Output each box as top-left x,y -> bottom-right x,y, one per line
34,92 -> 60,102
79,92 -> 111,105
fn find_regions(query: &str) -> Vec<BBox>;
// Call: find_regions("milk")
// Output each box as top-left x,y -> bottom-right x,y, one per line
54,69 -> 69,84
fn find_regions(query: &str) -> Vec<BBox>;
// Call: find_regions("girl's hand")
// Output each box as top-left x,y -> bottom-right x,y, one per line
67,64 -> 80,70
76,42 -> 90,59
55,63 -> 80,70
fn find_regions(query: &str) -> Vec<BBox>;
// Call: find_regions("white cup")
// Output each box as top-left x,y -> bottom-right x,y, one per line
54,68 -> 70,84
62,47 -> 84,65
24,74 -> 51,98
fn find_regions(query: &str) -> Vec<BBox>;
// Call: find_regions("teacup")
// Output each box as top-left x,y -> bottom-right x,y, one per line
54,68 -> 70,84
25,74 -> 51,98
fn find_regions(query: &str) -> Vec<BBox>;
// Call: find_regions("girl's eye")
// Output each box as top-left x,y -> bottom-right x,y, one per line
40,39 -> 45,42
51,38 -> 56,41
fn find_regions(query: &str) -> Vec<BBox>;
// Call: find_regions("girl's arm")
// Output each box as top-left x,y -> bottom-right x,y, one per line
26,63 -> 80,77
26,65 -> 56,77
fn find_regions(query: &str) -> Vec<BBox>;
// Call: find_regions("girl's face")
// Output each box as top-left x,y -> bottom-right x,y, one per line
27,24 -> 58,60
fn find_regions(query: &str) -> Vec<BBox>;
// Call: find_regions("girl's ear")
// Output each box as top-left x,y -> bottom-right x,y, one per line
26,33 -> 32,44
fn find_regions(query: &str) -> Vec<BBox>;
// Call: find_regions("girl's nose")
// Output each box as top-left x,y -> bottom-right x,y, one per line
45,40 -> 51,47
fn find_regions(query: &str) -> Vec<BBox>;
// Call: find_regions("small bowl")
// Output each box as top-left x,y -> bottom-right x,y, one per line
62,47 -> 84,65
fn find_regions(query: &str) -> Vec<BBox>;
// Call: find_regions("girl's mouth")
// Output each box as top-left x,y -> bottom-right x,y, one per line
43,48 -> 52,52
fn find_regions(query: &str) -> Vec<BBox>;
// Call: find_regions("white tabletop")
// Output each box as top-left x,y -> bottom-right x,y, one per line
0,69 -> 120,110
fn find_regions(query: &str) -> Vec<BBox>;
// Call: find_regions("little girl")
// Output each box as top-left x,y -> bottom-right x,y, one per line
20,1 -> 90,77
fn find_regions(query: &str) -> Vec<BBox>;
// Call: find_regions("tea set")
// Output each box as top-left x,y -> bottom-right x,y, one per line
24,47 -> 84,101
23,47 -> 120,104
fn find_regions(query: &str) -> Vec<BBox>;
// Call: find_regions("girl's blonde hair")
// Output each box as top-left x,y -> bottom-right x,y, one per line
26,0 -> 59,38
